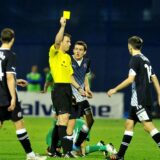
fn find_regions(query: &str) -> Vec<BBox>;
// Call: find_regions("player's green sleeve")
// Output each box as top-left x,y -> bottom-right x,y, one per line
46,72 -> 53,83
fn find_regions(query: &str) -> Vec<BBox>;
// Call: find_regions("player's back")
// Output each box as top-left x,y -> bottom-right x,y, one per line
0,49 -> 16,106
130,53 -> 153,106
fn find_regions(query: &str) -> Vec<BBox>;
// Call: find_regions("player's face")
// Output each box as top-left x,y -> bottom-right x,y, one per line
73,44 -> 86,60
61,36 -> 71,52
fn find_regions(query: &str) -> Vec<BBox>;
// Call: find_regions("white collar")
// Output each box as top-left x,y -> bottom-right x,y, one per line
0,48 -> 10,50
73,56 -> 83,66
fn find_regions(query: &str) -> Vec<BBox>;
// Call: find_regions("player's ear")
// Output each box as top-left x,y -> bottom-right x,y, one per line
84,51 -> 86,55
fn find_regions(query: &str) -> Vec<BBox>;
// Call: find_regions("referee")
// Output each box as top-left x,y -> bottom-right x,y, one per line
48,17 -> 85,158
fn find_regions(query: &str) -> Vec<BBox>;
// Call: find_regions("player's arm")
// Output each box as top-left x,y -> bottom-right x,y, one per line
41,82 -> 52,93
71,75 -> 86,96
41,72 -> 53,93
151,75 -> 160,106
84,74 -> 93,98
6,73 -> 16,111
17,79 -> 28,87
107,75 -> 135,97
107,56 -> 138,97
54,17 -> 66,49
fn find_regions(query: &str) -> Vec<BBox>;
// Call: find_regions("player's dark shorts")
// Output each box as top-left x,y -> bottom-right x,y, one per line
51,83 -> 72,115
128,105 -> 152,122
70,100 -> 92,119
0,101 -> 23,123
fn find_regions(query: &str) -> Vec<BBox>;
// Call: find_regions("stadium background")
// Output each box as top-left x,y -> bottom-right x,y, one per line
1,0 -> 160,114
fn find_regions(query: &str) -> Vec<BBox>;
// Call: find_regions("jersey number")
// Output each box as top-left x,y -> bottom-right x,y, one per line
144,64 -> 152,83
0,60 -> 4,81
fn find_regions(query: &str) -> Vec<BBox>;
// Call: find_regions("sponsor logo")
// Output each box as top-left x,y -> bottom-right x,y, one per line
20,101 -> 111,118
17,112 -> 22,118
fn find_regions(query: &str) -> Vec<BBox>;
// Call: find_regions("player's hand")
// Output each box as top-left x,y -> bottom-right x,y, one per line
78,88 -> 86,97
109,154 -> 117,159
8,98 -> 16,111
86,90 -> 93,98
72,95 -> 77,106
107,88 -> 117,97
60,17 -> 66,27
40,89 -> 47,94
17,79 -> 28,87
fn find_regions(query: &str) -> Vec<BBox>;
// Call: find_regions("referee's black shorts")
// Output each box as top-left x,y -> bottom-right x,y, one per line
51,83 -> 72,115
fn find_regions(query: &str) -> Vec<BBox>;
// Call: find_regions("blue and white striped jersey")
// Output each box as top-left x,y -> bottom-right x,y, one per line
71,56 -> 91,102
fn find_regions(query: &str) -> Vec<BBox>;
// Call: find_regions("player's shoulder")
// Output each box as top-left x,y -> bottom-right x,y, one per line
130,54 -> 141,62
0,49 -> 15,58
83,57 -> 90,64
139,53 -> 150,63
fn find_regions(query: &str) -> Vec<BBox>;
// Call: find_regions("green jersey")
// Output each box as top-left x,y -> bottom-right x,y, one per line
45,72 -> 54,92
27,72 -> 42,92
46,119 -> 90,147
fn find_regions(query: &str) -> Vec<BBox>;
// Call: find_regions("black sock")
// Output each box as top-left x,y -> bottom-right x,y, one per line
58,125 -> 73,154
150,128 -> 160,148
75,124 -> 89,147
118,130 -> 133,157
50,125 -> 59,153
16,129 -> 32,154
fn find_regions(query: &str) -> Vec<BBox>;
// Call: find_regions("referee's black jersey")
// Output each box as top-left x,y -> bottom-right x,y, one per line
129,53 -> 155,107
0,49 -> 16,106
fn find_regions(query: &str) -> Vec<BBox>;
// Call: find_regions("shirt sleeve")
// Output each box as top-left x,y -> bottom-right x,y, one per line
150,63 -> 155,76
49,44 -> 58,57
6,53 -> 16,74
46,73 -> 54,83
129,57 -> 139,76
69,56 -> 74,75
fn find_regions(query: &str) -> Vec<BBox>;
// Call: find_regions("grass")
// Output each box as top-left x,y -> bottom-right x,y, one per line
0,117 -> 160,160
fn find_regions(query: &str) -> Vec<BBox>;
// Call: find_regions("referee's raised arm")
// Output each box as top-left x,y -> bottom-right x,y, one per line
54,17 -> 66,49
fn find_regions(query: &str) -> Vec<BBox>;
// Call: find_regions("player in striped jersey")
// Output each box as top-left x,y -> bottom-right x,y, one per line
70,41 -> 94,151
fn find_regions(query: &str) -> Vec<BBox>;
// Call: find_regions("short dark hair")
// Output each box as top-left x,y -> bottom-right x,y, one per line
1,28 -> 15,43
128,36 -> 143,50
63,33 -> 71,39
75,41 -> 87,51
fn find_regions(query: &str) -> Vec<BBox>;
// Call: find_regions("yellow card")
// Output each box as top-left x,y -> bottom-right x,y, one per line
63,11 -> 71,19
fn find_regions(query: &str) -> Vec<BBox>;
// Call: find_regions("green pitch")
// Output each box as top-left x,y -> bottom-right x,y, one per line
0,118 -> 160,160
